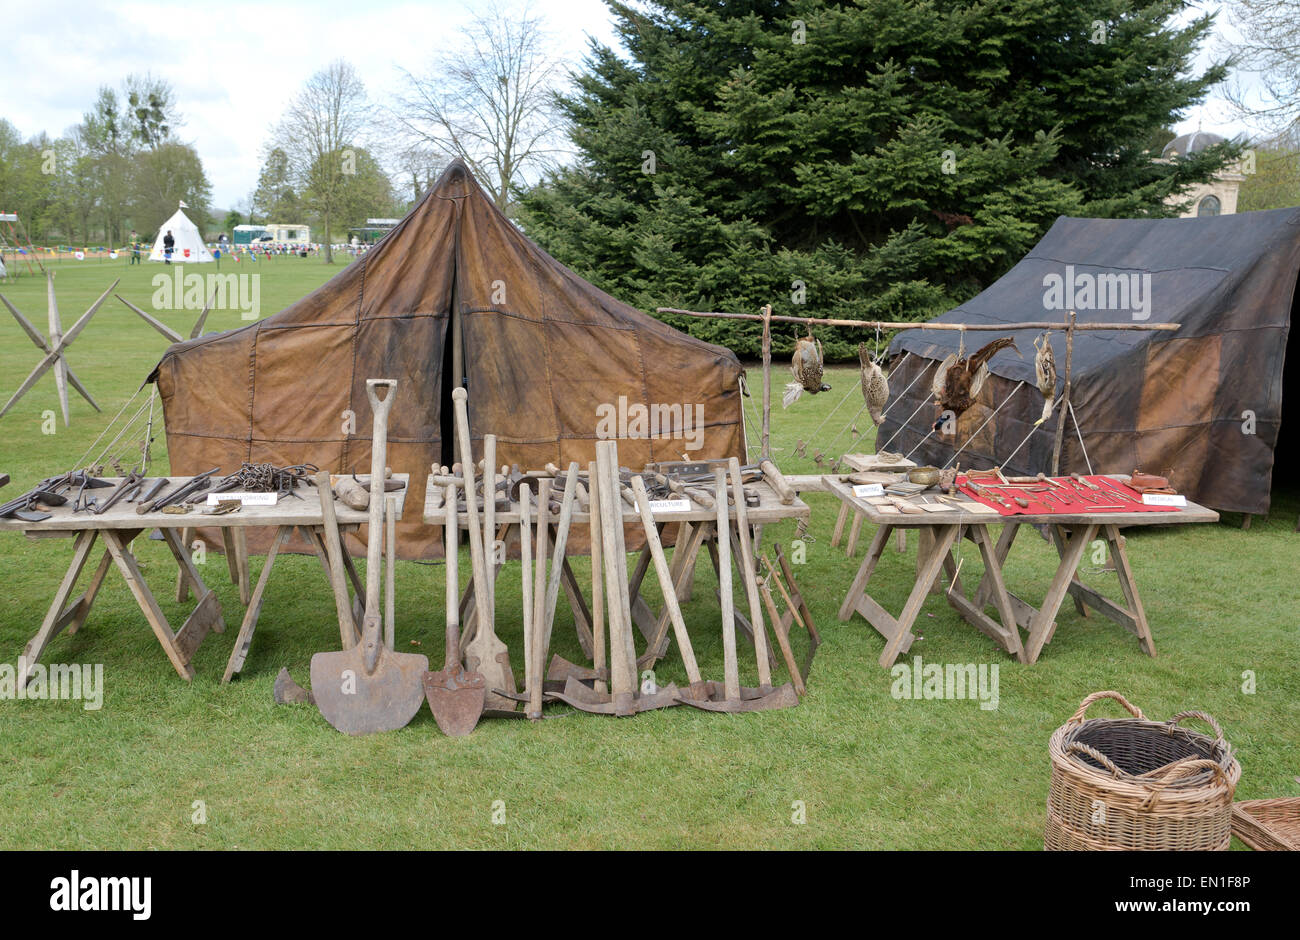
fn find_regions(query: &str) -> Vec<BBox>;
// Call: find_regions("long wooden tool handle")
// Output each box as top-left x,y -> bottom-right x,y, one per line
384,494 -> 397,650
361,379 -> 396,672
630,475 -> 703,686
316,471 -> 358,649
483,434 -> 497,629
443,482 -> 460,669
451,388 -> 492,667
714,467 -> 740,701
759,458 -> 795,505
519,483 -> 536,717
588,460 -> 606,695
543,464 -> 580,654
598,442 -> 635,705
731,457 -> 772,688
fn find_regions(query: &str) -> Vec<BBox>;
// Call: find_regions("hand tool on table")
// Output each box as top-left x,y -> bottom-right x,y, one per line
452,387 -> 515,710
310,379 -> 428,735
315,469 -> 361,648
758,458 -> 795,505
137,467 -> 219,514
423,479 -> 486,736
133,477 -> 168,511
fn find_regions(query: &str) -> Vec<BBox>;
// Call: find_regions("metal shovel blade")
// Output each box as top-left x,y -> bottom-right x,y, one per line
422,666 -> 486,737
310,645 -> 429,736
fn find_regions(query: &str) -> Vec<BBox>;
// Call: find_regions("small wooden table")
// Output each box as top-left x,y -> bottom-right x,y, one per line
825,476 -> 1219,667
0,475 -> 407,684
421,476 -> 811,667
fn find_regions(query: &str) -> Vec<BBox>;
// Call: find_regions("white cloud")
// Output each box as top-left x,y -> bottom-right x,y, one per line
4,0 -> 620,208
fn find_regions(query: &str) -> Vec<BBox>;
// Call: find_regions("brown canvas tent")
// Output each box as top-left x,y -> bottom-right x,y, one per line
149,161 -> 746,555
881,210 -> 1299,515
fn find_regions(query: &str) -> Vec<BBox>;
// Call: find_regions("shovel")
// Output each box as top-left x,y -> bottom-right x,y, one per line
423,480 -> 486,736
310,379 -> 428,735
451,387 -> 516,709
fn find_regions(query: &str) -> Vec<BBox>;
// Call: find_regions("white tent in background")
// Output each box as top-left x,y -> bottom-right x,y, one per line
149,202 -> 213,263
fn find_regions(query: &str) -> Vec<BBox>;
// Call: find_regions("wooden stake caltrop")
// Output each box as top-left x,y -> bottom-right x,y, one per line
0,273 -> 115,425
116,288 -> 217,344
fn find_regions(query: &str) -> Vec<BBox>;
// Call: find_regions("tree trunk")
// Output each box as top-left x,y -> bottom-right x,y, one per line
324,212 -> 332,264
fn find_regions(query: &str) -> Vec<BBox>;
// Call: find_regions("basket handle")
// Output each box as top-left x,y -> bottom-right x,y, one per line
1065,743 -> 1124,778
1166,710 -> 1227,748
1138,758 -> 1230,811
1068,690 -> 1145,725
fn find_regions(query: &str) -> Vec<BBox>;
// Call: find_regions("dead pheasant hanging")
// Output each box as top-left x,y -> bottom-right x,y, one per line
784,329 -> 831,408
1033,332 -> 1057,426
859,343 -> 889,426
931,336 -> 1021,430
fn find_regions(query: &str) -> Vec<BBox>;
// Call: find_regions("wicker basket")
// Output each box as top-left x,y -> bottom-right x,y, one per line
1232,799 -> 1300,851
1046,691 -> 1241,851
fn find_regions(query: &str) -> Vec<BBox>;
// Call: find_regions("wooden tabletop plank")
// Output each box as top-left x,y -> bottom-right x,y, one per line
0,474 -> 409,532
824,476 -> 1219,527
421,474 -> 810,527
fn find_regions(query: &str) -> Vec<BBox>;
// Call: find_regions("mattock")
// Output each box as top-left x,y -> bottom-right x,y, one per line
675,462 -> 798,713
550,441 -> 681,715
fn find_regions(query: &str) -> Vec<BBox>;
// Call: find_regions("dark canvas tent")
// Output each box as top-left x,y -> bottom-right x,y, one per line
149,161 -> 746,555
881,210 -> 1299,515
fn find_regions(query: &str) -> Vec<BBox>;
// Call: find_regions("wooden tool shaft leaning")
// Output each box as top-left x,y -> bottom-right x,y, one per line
452,387 -> 516,710
309,379 -> 428,735
422,478 -> 486,737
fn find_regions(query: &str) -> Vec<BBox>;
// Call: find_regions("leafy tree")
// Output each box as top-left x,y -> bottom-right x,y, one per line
518,0 -> 1239,358
1238,127 -> 1300,211
252,147 -> 300,221
271,60 -> 373,262
224,209 -> 243,232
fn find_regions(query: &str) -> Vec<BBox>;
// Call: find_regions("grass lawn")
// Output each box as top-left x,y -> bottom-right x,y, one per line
0,257 -> 1296,849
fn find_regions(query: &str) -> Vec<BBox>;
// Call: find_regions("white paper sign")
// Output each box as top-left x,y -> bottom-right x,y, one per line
648,499 -> 692,513
1142,493 -> 1186,507
207,491 -> 278,506
853,483 -> 885,498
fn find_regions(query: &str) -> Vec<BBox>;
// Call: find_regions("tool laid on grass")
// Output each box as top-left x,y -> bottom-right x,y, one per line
423,479 -> 486,737
310,379 -> 428,735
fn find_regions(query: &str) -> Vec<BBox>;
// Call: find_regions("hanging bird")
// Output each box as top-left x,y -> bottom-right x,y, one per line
784,329 -> 831,407
931,336 -> 1021,430
859,343 -> 890,426
1033,332 -> 1057,426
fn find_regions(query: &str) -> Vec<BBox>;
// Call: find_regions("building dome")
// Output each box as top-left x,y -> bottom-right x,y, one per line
1162,131 -> 1226,158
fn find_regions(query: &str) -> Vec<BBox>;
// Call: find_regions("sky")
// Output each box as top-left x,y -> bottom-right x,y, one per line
1,0 -> 622,209
0,1 -> 1269,210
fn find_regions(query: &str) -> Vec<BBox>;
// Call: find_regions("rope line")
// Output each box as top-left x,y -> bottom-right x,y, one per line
941,382 -> 1026,469
69,382 -> 148,471
1002,395 -> 1060,468
1069,400 -> 1094,476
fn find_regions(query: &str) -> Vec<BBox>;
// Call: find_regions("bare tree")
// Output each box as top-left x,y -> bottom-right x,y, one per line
1225,0 -> 1300,132
393,1 -> 567,211
272,60 -> 372,262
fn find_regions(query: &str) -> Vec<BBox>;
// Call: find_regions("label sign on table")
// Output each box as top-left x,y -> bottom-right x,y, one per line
853,484 -> 884,498
1141,493 -> 1186,508
648,499 -> 692,513
207,491 -> 278,506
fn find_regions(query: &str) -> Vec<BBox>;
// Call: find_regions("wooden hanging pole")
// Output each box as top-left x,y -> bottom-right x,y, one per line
657,307 -> 1180,333
761,303 -> 772,460
1050,310 -> 1076,476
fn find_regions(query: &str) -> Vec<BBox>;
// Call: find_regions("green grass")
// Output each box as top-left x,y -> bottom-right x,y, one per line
0,259 -> 1297,849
